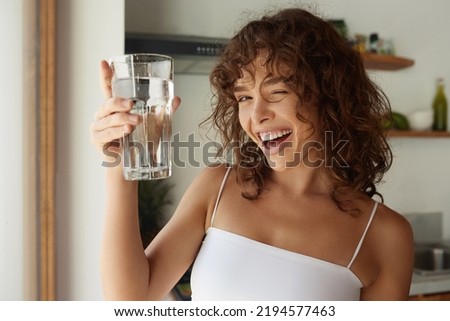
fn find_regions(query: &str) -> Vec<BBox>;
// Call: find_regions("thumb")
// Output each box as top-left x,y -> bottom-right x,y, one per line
99,60 -> 113,98
172,96 -> 181,113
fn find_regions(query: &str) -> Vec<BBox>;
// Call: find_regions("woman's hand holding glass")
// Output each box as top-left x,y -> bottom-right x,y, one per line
90,60 -> 181,163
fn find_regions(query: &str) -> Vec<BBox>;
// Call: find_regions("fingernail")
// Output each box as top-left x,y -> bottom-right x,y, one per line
123,124 -> 132,133
122,99 -> 133,109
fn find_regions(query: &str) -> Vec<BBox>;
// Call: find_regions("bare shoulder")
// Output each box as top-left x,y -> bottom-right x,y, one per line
197,163 -> 231,182
372,203 -> 414,247
187,163 -> 231,197
176,163 -> 231,228
146,163 -> 231,261
142,164 -> 232,299
369,203 -> 414,264
361,202 -> 415,300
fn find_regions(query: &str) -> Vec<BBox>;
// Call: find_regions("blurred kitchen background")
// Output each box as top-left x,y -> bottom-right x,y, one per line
2,0 -> 450,300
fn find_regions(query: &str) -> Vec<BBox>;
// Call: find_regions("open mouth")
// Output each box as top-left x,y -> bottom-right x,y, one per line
260,129 -> 293,150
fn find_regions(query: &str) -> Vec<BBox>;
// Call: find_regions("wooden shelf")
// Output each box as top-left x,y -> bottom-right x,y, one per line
363,52 -> 414,71
388,130 -> 450,138
363,53 -> 447,139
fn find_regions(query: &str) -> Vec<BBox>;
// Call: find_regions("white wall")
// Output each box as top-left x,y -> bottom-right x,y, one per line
126,0 -> 450,238
0,0 -> 24,300
56,0 -> 124,299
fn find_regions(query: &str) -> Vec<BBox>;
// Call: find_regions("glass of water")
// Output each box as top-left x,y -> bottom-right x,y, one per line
109,53 -> 174,180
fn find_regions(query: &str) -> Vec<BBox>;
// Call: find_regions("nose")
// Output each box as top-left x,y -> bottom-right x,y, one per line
251,96 -> 273,124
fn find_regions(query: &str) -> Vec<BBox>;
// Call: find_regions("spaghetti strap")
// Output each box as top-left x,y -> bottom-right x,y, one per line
210,166 -> 233,227
347,201 -> 379,269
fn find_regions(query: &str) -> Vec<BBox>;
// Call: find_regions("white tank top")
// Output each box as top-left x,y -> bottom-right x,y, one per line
190,168 -> 378,301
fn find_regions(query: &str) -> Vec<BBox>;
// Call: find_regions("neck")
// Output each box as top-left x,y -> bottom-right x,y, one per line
269,165 -> 332,197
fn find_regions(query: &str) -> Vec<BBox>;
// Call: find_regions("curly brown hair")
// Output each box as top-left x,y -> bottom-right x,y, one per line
207,8 -> 392,210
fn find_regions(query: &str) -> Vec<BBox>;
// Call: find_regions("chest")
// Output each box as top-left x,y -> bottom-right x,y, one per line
210,184 -> 378,285
191,227 -> 362,300
216,188 -> 361,247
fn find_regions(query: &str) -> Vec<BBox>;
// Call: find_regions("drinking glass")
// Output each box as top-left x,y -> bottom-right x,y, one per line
110,53 -> 174,180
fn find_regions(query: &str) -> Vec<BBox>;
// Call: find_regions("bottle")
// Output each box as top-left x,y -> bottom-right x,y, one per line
369,33 -> 379,53
432,78 -> 448,131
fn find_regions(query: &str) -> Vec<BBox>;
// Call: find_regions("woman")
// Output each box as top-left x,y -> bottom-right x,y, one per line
90,8 -> 414,300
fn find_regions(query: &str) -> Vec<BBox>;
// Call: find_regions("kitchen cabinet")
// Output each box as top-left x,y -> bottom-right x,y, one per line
410,273 -> 450,299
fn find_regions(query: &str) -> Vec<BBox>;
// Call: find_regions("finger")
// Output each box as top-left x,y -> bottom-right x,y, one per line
92,112 -> 140,132
91,124 -> 134,147
172,96 -> 181,113
99,60 -> 113,99
95,97 -> 134,120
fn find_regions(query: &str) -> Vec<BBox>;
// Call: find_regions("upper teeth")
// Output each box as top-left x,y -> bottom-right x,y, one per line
260,130 -> 292,142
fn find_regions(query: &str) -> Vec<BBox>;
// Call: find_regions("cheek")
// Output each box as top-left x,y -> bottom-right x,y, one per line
295,104 -> 319,133
238,108 -> 251,131
238,108 -> 259,143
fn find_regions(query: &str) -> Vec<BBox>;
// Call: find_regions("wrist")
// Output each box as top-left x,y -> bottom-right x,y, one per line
105,165 -> 137,188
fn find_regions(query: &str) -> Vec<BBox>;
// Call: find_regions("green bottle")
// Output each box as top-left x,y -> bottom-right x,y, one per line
432,78 -> 448,131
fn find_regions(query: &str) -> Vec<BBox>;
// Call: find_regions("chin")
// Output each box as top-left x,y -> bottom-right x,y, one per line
263,154 -> 303,171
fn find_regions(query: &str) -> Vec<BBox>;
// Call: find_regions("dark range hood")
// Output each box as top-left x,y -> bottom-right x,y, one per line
125,33 -> 228,75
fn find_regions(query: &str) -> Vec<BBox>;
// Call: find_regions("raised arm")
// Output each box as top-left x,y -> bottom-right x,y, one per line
90,60 -> 219,300
99,164 -> 220,300
90,60 -> 148,299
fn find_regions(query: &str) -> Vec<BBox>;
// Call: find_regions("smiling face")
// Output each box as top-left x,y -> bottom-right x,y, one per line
234,58 -> 320,171
210,8 -> 393,201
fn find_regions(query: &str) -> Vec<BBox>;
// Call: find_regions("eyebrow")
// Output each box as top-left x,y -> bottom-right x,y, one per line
234,76 -> 288,93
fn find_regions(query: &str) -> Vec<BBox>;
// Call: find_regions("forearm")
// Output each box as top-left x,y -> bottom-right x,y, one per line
101,166 -> 149,300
